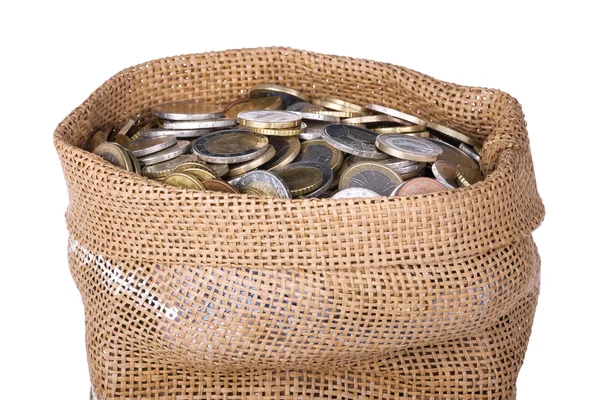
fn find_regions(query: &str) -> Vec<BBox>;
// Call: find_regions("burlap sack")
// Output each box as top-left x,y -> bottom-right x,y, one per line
54,47 -> 545,400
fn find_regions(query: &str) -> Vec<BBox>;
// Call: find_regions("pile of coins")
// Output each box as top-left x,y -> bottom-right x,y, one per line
88,83 -> 484,198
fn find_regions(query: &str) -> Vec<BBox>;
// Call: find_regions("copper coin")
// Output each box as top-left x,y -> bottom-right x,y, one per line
202,179 -> 240,194
393,177 -> 447,196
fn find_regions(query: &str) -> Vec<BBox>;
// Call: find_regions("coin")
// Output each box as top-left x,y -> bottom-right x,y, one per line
89,130 -> 108,151
206,163 -> 229,178
425,138 -> 479,171
202,179 -> 240,194
261,136 -> 301,171
299,121 -> 327,140
393,177 -> 447,196
226,144 -> 276,177
193,129 -> 269,164
393,162 -> 426,179
332,188 -> 381,199
239,187 -> 265,196
93,142 -> 135,172
341,115 -> 403,126
431,160 -> 458,189
321,96 -> 370,114
346,155 -> 422,176
294,139 -> 343,171
339,163 -> 403,196
174,162 -> 218,181
128,135 -> 177,157
459,143 -> 481,163
274,164 -> 324,197
161,118 -> 237,130
142,127 -> 214,139
373,125 -> 427,134
473,143 -> 482,155
163,172 -> 206,190
249,84 -> 311,107
289,162 -> 334,198
141,154 -> 200,178
153,100 -> 224,121
248,122 -> 307,136
111,134 -> 131,147
315,110 -> 364,118
130,120 -> 157,140
224,96 -> 283,119
456,165 -> 484,187
121,147 -> 142,175
312,98 -> 368,114
115,117 -> 137,139
289,111 -> 340,123
139,140 -> 191,166
365,103 -> 427,126
237,110 -> 301,129
286,102 -> 325,113
331,159 -> 350,188
376,135 -> 442,162
235,170 -> 292,199
322,124 -> 388,159
427,121 -> 481,146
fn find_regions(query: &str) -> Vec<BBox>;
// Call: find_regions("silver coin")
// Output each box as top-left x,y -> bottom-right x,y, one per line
376,135 -> 442,162
286,102 -> 324,112
289,111 -> 341,123
192,129 -> 269,164
459,143 -> 481,163
141,154 -> 199,176
161,118 -> 237,130
322,124 -> 387,159
235,170 -> 292,199
365,103 -> 427,126
152,100 -> 224,121
238,110 -> 301,125
206,163 -> 229,178
392,162 -> 426,178
289,161 -> 334,198
298,121 -> 327,140
139,140 -> 191,166
332,188 -> 381,199
425,138 -> 479,171
339,163 -> 403,196
127,135 -> 177,157
141,128 -> 215,139
432,160 -> 458,189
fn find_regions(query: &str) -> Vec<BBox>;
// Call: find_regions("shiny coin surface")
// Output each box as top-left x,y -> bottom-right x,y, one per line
290,162 -> 334,198
261,136 -> 301,171
427,121 -> 481,146
250,84 -> 311,107
426,138 -> 479,171
237,110 -> 301,129
339,163 -> 403,196
111,134 -> 131,147
93,142 -> 135,172
130,120 -> 157,140
393,177 -> 447,196
128,135 -> 177,157
456,164 -> 484,187
115,117 -> 137,139
206,163 -> 229,178
163,172 -> 206,190
342,115 -> 402,126
274,164 -> 324,197
315,109 -> 364,118
224,96 -> 282,119
373,125 -> 427,134
312,98 -> 367,114
139,140 -> 191,166
235,170 -> 292,199
239,186 -> 266,196
193,129 -> 269,164
153,100 -> 224,121
141,154 -> 200,178
202,179 -> 240,194
299,121 -> 327,140
366,103 -> 427,126
226,144 -> 276,177
459,143 -> 481,163
431,160 -> 459,189
122,147 -> 141,175
321,96 -> 370,114
332,188 -> 381,199
174,162 -> 218,181
322,124 -> 388,159
294,139 -> 343,171
286,102 -> 325,113
248,122 -> 307,136
142,127 -> 214,139
290,111 -> 340,123
161,118 -> 237,130
376,135 -> 442,162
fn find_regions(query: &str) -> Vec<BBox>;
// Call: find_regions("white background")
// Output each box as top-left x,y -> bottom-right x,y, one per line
1,1 -> 598,399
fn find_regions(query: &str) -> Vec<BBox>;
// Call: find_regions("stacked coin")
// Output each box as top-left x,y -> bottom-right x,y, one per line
89,84 -> 484,198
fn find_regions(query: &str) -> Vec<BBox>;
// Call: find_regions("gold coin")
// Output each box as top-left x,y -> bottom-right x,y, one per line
89,130 -> 108,151
237,110 -> 301,129
365,103 -> 427,126
312,98 -> 358,113
174,162 -> 218,181
114,117 -> 137,140
121,147 -> 141,175
315,110 -> 364,118
226,145 -> 277,178
93,142 -> 135,172
427,121 -> 481,146
276,166 -> 324,196
339,163 -> 403,196
473,143 -> 482,155
248,122 -> 307,137
141,155 -> 201,178
249,84 -> 311,104
240,186 -> 266,196
130,120 -> 157,140
321,96 -> 370,114
296,139 -> 343,172
262,136 -> 301,171
341,115 -> 403,126
111,134 -> 131,147
224,96 -> 283,119
456,165 -> 484,187
163,172 -> 206,190
371,125 -> 426,134
406,131 -> 430,138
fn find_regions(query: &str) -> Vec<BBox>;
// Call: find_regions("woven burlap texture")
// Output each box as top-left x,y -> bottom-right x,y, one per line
55,47 -> 544,400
